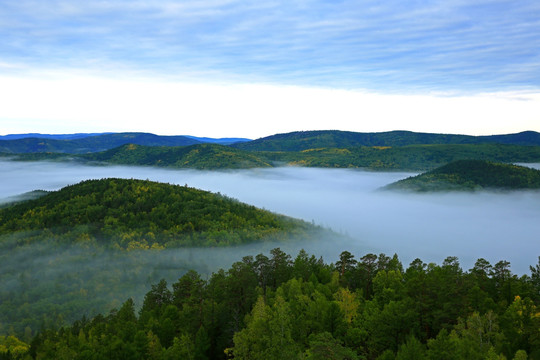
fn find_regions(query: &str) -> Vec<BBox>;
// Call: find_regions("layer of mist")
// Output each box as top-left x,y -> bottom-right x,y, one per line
1,159 -> 539,274
0,229 -> 345,335
516,162 -> 540,170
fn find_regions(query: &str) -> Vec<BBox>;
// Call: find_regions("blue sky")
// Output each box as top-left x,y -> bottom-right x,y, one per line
1,0 -> 539,137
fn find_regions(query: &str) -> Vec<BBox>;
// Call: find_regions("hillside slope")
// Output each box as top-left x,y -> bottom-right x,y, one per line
84,143 -> 272,169
0,178 -> 312,248
257,143 -> 540,170
385,160 -> 540,191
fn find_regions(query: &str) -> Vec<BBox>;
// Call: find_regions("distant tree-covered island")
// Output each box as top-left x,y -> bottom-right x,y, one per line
0,178 -> 315,249
384,160 -> 540,192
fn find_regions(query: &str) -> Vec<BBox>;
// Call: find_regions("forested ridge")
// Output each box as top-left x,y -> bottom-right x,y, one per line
3,249 -> 539,359
3,130 -> 540,155
82,143 -> 272,169
3,129 -> 540,171
386,160 -> 540,191
232,130 -> 540,151
259,144 -> 540,170
0,178 -> 313,249
5,143 -> 540,172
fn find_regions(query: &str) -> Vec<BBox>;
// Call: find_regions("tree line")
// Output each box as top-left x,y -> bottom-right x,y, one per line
3,249 -> 538,359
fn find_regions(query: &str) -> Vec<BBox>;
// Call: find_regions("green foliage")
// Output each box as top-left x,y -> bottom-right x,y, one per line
0,180 -> 331,338
305,332 -> 358,360
25,250 -> 540,360
4,130 -> 540,156
82,143 -> 272,169
395,336 -> 425,360
0,178 -> 314,249
0,335 -> 30,359
263,144 -> 540,171
6,136 -> 540,171
232,130 -> 540,151
386,160 -> 540,191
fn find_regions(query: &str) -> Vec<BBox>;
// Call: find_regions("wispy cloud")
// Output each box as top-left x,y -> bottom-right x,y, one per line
1,0 -> 539,92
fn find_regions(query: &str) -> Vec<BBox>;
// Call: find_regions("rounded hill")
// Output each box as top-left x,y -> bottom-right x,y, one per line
0,178 -> 312,248
385,160 -> 540,192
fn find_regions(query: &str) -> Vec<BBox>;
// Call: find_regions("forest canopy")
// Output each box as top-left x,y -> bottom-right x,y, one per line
385,160 -> 540,192
5,249 -> 539,360
0,178 -> 315,249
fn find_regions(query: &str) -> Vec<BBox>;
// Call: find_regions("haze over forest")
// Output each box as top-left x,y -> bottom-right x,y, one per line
2,159 -> 538,274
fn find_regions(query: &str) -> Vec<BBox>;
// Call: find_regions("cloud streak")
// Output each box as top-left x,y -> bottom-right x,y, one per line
1,0 -> 539,91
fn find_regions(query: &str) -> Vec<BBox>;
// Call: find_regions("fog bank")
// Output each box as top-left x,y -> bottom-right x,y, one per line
1,160 -> 539,274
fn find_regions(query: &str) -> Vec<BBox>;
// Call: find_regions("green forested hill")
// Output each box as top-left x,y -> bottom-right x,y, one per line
232,130 -> 540,151
83,143 -> 272,169
0,178 -> 311,248
0,180 -> 329,340
385,160 -> 540,191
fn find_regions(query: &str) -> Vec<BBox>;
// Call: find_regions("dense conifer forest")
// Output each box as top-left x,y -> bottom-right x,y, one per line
1,249 -> 539,359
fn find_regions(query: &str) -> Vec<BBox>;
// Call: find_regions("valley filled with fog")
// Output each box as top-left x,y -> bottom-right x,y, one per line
1,159 -> 539,274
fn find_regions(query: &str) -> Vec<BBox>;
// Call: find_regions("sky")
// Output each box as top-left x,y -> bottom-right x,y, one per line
1,0 -> 539,138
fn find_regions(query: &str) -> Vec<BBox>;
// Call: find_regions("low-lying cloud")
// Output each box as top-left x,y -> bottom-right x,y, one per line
1,160 -> 539,274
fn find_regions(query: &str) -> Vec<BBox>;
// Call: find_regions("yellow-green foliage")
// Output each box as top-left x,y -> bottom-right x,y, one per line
84,143 -> 272,169
0,178 -> 312,249
0,335 -> 30,357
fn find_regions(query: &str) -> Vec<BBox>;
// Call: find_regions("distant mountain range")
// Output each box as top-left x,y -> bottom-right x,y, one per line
2,130 -> 540,171
2,130 -> 540,154
232,130 -> 540,151
0,132 -> 251,153
0,133 -> 115,140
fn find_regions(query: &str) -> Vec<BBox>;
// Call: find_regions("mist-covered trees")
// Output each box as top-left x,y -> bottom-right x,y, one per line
18,250 -> 540,360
